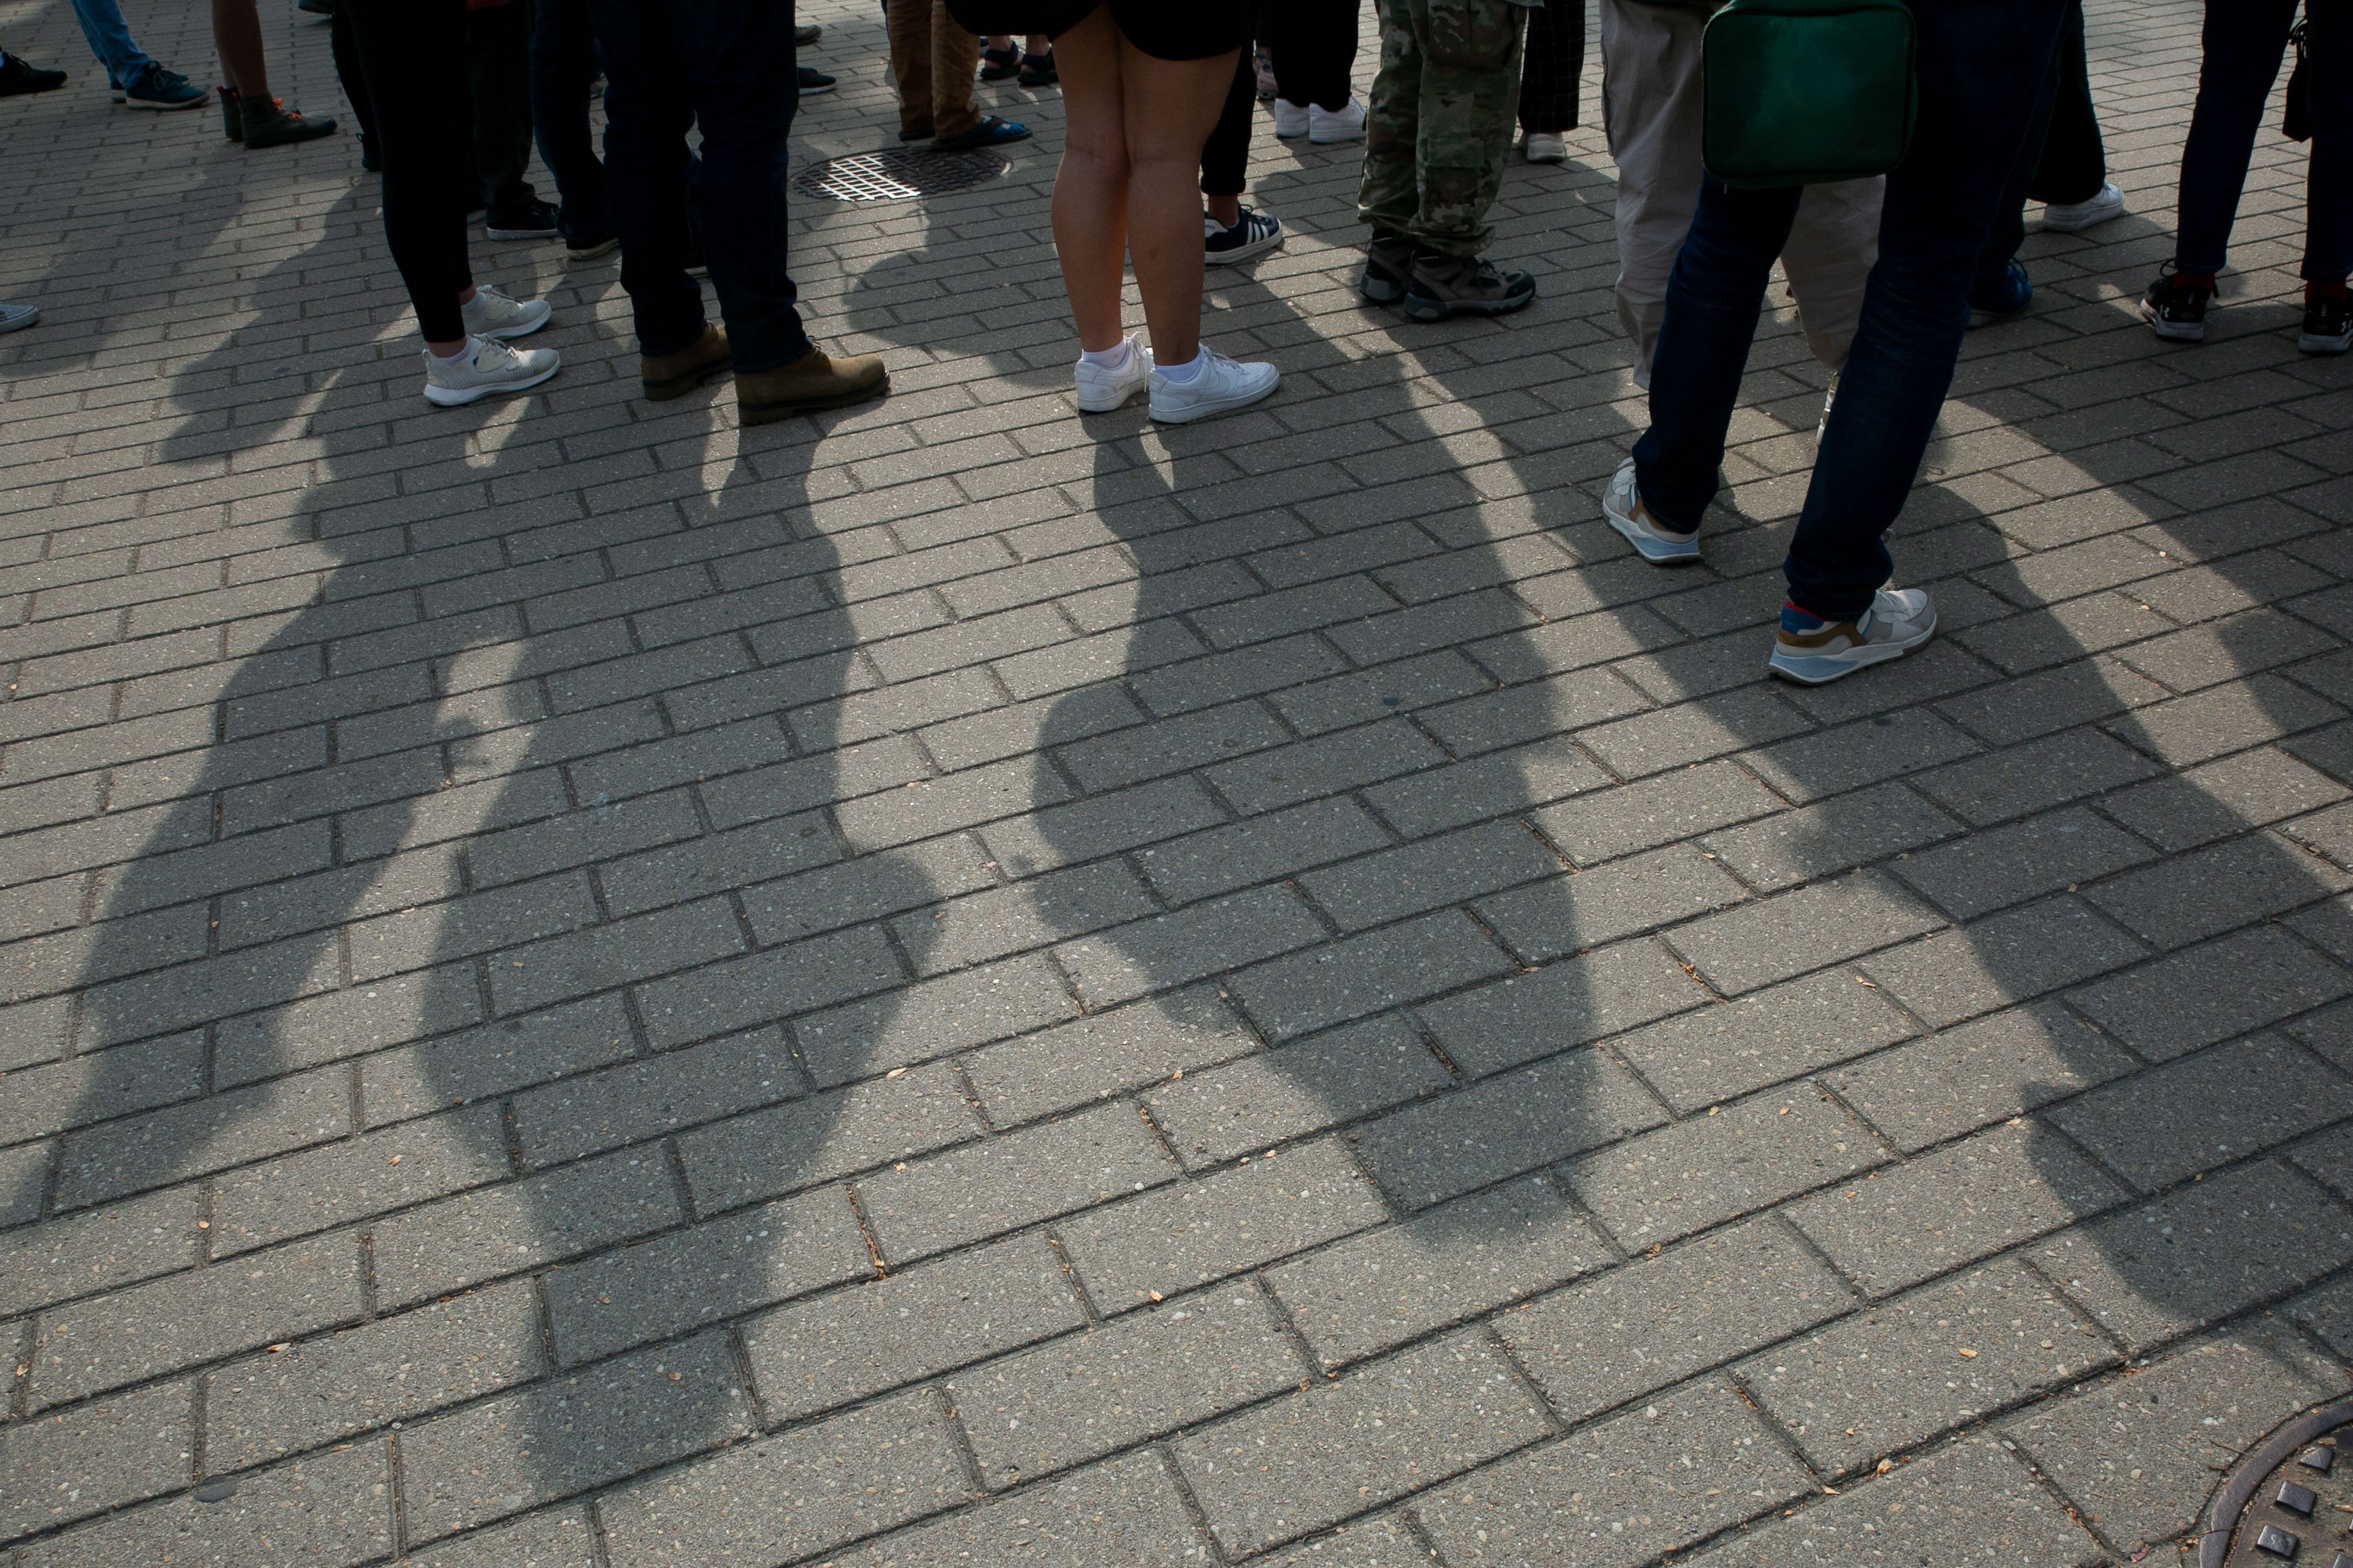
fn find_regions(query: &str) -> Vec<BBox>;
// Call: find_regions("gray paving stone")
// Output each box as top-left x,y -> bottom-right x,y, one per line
964,989 -> 1258,1126
1741,1257 -> 2117,1474
370,1146 -> 685,1308
793,954 -> 1081,1087
1299,821 -> 1559,932
1138,797 -> 1393,908
637,923 -> 907,1048
1145,1015 -> 1450,1165
2105,745 -> 2351,851
1361,737 -> 1614,839
2001,1320 -> 2340,1562
949,1286 -> 1303,1486
13,1437 -> 394,1568
1579,688 -> 1816,780
406,1505 -> 599,1568
2068,922 -> 2353,1058
0,1380 -> 190,1544
820,1451 -> 1205,1568
360,995 -> 637,1128
1892,806 -> 2158,920
1418,938 -> 1705,1077
1172,1330 -> 1551,1556
2049,1033 -> 2353,1190
1057,1137 -> 1390,1311
980,776 -> 1229,877
1825,1003 -> 2141,1153
1206,720 -> 1450,818
744,1236 -> 1085,1423
677,1060 -> 984,1214
1412,1376 -> 1813,1568
858,1102 -> 1180,1263
1743,709 -> 1982,803
1529,760 -> 1787,869
1612,968 -> 1918,1114
0,1186 -> 199,1316
889,863 -> 1157,976
53,1065 -> 351,1210
511,1028 -> 801,1169
1229,912 -> 1515,1042
1478,846 -> 1750,965
0,1031 -> 205,1149
1222,1513 -> 1430,1567
1859,893 -> 2151,1029
204,1281 -> 543,1468
1054,885 -> 1328,1011
1912,725 -> 2165,827
1667,871 -> 1947,995
2086,829 -> 2353,950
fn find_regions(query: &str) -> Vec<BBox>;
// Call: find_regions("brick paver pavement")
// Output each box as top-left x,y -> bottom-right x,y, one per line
4,0 -> 2350,1563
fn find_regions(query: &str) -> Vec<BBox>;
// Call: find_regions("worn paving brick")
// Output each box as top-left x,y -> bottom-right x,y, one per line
0,1380 -> 192,1543
964,989 -> 1260,1126
1667,870 -> 1946,995
1478,845 -> 1750,965
370,1147 -> 685,1308
1053,885 -> 1328,1010
13,1437 -> 394,1568
1144,1015 -> 1450,1164
794,954 -> 1081,1086
2068,920 -> 2353,1058
53,1066 -> 352,1210
511,1028 -> 800,1169
1697,780 -> 1962,891
819,1451 -> 1205,1568
1859,893 -> 2151,1029
1612,967 -> 1918,1113
677,1059 -> 984,1213
2048,1033 -> 2353,1190
1227,911 -> 1515,1042
1825,1003 -> 2141,1153
1416,938 -> 1705,1077
1530,760 -> 1786,868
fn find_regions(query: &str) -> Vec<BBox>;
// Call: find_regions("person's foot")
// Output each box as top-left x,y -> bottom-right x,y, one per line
2041,181 -> 2125,233
2302,290 -> 2352,356
1309,99 -> 1365,144
1402,250 -> 1536,321
980,42 -> 1022,80
2140,265 -> 2213,342
239,97 -> 337,147
1253,46 -> 1278,100
683,230 -> 708,279
1270,98 -> 1309,138
459,283 -> 552,340
0,54 -> 66,96
1965,259 -> 2032,328
0,301 -> 39,333
797,65 -> 836,95
737,348 -> 889,423
423,336 -> 561,407
1074,334 -> 1152,413
117,65 -> 207,109
933,115 -> 1028,151
1205,205 -> 1282,266
1768,588 -> 1937,685
1359,229 -> 1412,304
643,324 -> 732,400
899,122 -> 935,141
1017,49 -> 1056,86
565,230 -> 619,263
485,198 -> 560,240
1148,347 -> 1278,424
359,135 -> 381,173
1523,130 -> 1568,163
793,22 -> 821,46
1601,457 -> 1701,565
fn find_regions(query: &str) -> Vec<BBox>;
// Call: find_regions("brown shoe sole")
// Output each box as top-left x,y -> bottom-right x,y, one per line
643,352 -> 733,401
738,372 -> 890,425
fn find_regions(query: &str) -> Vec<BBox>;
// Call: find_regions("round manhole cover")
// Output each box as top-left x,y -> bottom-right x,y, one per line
792,147 -> 1012,202
2200,1398 -> 2353,1566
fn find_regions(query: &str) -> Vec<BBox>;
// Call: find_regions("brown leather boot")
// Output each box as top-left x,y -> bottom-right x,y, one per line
641,324 -> 732,401
735,348 -> 889,424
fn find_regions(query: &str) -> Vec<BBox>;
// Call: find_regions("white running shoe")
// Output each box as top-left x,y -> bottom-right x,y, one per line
423,335 -> 562,407
459,283 -> 552,341
1523,131 -> 1568,163
1601,456 -> 1701,565
2041,181 -> 2125,233
1074,335 -> 1152,413
1270,98 -> 1309,138
1309,99 -> 1366,144
1768,587 -> 1937,685
1147,347 -> 1278,425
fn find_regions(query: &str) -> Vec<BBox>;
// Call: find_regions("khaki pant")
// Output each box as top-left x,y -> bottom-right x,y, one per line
1598,0 -> 1880,384
887,0 -> 980,142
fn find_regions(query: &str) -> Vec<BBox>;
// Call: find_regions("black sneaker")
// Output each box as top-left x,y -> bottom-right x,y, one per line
486,198 -> 560,240
1359,228 -> 1412,303
1205,205 -> 1282,266
797,65 -> 835,95
2140,264 -> 2213,342
566,231 -> 619,263
1401,249 -> 1536,321
0,54 -> 66,95
2301,292 -> 2352,356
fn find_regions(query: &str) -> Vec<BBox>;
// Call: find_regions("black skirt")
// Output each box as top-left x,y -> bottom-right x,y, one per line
1059,0 -> 1253,60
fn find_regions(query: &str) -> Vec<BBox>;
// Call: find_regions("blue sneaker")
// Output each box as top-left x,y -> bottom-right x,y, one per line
1602,456 -> 1702,565
118,66 -> 208,110
1966,259 -> 2032,328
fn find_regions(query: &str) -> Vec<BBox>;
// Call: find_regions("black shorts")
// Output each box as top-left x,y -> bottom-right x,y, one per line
1060,0 -> 1251,60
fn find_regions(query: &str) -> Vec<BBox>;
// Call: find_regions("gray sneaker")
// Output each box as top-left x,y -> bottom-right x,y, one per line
0,301 -> 37,334
423,335 -> 561,407
459,283 -> 552,341
1768,588 -> 1937,685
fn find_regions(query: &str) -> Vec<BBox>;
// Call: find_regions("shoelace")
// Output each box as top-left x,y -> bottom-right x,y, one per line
470,337 -> 524,373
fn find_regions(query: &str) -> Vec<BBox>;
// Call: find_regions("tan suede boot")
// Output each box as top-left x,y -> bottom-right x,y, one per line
641,324 -> 732,401
735,348 -> 889,424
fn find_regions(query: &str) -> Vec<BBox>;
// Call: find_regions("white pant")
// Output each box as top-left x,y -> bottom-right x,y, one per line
1598,0 -> 1882,386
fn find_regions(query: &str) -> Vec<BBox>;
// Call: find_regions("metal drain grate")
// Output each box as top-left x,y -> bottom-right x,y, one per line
2197,1397 -> 2353,1567
793,147 -> 1012,203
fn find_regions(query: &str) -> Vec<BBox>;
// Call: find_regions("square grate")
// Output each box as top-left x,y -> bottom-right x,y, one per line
793,147 -> 1013,203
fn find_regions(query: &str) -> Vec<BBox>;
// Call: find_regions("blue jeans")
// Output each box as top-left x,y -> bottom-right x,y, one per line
530,0 -> 611,244
579,0 -> 810,370
2176,0 -> 2349,285
68,0 -> 155,88
1632,0 -> 2071,622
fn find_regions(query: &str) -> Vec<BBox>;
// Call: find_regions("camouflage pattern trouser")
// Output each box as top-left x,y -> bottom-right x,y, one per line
1356,0 -> 1530,257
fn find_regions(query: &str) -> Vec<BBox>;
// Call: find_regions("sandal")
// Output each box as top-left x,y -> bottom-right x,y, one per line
933,114 -> 1031,151
1018,49 -> 1057,86
978,43 -> 1021,80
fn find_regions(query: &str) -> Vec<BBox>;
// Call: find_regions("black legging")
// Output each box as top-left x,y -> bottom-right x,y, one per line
1519,0 -> 1582,133
344,0 -> 474,341
1201,46 -> 1254,198
1263,0 -> 1356,111
325,2 -> 380,157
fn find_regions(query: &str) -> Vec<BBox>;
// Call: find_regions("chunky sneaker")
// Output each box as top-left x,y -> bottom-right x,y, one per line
1523,131 -> 1568,163
2041,180 -> 2125,233
1965,259 -> 2032,328
119,66 -> 208,109
238,96 -> 336,147
1602,457 -> 1701,565
0,301 -> 39,333
1148,347 -> 1278,424
1768,588 -> 1937,685
1205,205 -> 1282,266
2300,292 -> 2352,356
423,336 -> 561,407
0,54 -> 66,95
1360,229 -> 1412,304
459,284 -> 552,340
2141,265 -> 2213,342
1309,99 -> 1365,144
486,199 -> 560,240
1270,98 -> 1309,137
1074,334 -> 1152,413
1403,250 -> 1536,321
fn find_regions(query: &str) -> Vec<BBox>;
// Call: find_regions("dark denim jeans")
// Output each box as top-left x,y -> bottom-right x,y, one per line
530,0 -> 610,244
2176,0 -> 2349,285
581,0 -> 809,370
1632,0 -> 2072,622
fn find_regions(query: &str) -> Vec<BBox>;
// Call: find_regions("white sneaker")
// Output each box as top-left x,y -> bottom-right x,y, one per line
1523,131 -> 1568,163
459,284 -> 552,341
1147,347 -> 1278,425
1270,98 -> 1309,138
1074,335 -> 1152,413
1601,456 -> 1701,565
422,335 -> 562,407
1768,587 -> 1937,685
1308,99 -> 1366,144
2041,181 -> 2125,233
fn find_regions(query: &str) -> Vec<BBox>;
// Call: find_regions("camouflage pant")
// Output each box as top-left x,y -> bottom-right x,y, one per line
1356,0 -> 1529,257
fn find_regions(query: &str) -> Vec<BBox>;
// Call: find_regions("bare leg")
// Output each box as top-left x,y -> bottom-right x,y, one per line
1051,8 -> 1130,352
213,0 -> 269,98
1118,38 -> 1233,367
1206,194 -> 1241,226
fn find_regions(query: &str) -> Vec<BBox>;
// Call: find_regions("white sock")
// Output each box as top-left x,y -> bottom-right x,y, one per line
432,338 -> 475,362
1156,347 -> 1206,384
1079,338 -> 1132,370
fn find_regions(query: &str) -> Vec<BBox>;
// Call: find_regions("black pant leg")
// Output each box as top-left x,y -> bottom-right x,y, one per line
2028,1 -> 2107,204
1269,0 -> 1357,110
467,0 -> 540,221
326,3 -> 382,155
344,0 -> 475,340
1518,0 -> 1582,132
1201,46 -> 1255,196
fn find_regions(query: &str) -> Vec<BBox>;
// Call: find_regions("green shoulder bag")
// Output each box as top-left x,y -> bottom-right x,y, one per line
1701,0 -> 1918,187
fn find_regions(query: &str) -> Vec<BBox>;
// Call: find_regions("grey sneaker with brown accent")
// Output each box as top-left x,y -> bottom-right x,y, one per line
1767,588 -> 1937,685
643,324 -> 732,401
735,347 -> 889,424
1402,249 -> 1536,322
1359,229 -> 1414,305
